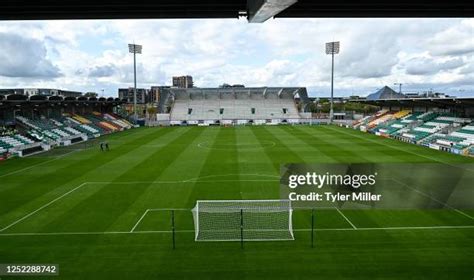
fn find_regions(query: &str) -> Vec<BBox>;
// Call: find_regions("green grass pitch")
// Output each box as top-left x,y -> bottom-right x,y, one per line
0,125 -> 473,279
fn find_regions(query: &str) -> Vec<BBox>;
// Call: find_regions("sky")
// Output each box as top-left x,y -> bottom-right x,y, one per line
0,18 -> 473,98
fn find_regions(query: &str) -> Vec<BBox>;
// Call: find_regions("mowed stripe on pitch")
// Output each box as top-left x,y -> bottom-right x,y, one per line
0,128 -> 181,232
24,127 -> 204,233
0,128 -> 171,228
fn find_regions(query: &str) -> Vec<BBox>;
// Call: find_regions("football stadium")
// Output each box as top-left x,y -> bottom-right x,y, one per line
1,1 -> 474,279
1,86 -> 474,278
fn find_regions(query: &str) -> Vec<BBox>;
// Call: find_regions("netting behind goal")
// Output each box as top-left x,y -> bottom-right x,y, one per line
191,200 -> 294,241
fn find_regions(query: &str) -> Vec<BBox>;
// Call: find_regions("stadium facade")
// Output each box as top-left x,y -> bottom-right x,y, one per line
156,87 -> 311,125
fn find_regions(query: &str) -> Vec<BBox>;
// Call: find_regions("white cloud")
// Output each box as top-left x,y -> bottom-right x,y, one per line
0,18 -> 472,97
428,19 -> 474,56
405,56 -> 465,75
0,32 -> 61,78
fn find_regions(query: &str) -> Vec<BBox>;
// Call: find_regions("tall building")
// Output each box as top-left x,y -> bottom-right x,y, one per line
118,88 -> 148,104
150,86 -> 171,104
150,86 -> 173,113
172,75 -> 193,88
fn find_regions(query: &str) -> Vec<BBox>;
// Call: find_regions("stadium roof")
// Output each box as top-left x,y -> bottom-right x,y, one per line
351,97 -> 474,109
366,86 -> 405,101
169,87 -> 310,100
0,94 -> 124,108
1,0 -> 472,20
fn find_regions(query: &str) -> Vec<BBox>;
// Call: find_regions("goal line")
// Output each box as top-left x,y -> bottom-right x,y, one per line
192,199 -> 294,242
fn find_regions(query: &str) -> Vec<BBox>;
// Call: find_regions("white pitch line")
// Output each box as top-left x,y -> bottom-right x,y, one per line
0,182 -> 88,232
148,208 -> 190,211
1,225 -> 473,237
86,179 -> 279,185
0,177 -> 276,232
132,230 -> 195,233
356,225 -> 474,230
195,179 -> 279,183
335,207 -> 357,229
295,225 -> 474,231
392,178 -> 474,220
324,125 -> 474,172
183,173 -> 280,183
0,150 -> 79,179
130,209 -> 149,232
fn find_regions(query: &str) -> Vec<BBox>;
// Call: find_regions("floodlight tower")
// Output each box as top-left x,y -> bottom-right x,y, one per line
326,41 -> 340,123
128,43 -> 142,123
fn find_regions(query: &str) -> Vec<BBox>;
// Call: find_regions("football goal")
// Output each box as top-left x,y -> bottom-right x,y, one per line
191,199 -> 294,241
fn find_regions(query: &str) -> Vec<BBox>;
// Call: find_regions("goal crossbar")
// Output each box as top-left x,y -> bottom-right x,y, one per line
192,199 -> 294,242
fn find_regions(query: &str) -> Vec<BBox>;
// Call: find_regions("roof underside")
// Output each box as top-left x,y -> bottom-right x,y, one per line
1,0 -> 472,20
170,87 -> 307,100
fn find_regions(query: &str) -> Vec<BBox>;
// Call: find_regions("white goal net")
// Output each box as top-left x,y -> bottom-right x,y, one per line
191,200 -> 294,241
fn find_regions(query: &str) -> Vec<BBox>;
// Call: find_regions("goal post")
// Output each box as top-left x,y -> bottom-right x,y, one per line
191,199 -> 294,242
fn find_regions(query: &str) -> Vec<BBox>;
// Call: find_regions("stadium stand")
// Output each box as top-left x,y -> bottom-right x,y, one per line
167,87 -> 308,124
0,112 -> 132,158
468,146 -> 474,157
0,94 -> 130,159
355,109 -> 474,157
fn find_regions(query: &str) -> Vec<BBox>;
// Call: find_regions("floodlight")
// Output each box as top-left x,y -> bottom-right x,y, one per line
128,43 -> 143,123
325,41 -> 340,123
325,41 -> 340,54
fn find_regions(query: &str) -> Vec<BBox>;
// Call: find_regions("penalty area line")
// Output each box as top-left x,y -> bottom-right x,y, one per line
392,178 -> 474,220
0,182 -> 89,233
335,207 -> 357,229
130,209 -> 150,233
1,225 -> 473,237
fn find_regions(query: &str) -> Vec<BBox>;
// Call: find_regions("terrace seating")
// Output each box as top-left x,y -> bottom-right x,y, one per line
393,110 -> 411,119
16,116 -> 41,130
15,134 -> 35,145
417,111 -> 438,122
371,110 -> 413,135
82,114 -> 121,132
103,113 -> 132,129
358,110 -> 473,156
170,93 -> 300,121
413,115 -> 460,134
400,130 -> 432,142
368,113 -> 393,129
400,112 -> 422,124
78,125 -> 100,135
63,127 -> 82,135
52,128 -> 71,138
450,126 -> 474,146
73,115 -> 91,124
0,134 -> 36,151
1,113 -> 132,159
374,120 -> 407,135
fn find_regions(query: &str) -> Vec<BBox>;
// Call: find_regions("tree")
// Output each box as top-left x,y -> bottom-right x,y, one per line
84,92 -> 98,98
146,106 -> 157,121
147,107 -> 157,115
